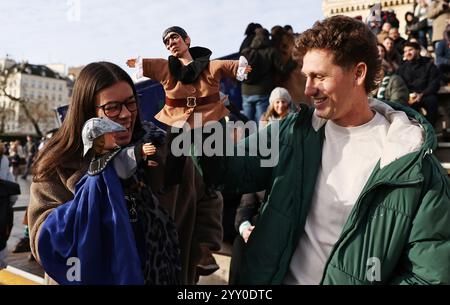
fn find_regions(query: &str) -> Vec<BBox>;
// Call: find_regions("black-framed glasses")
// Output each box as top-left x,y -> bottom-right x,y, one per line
96,96 -> 138,119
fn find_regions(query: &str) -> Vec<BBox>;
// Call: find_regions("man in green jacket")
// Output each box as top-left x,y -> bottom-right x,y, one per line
223,15 -> 450,285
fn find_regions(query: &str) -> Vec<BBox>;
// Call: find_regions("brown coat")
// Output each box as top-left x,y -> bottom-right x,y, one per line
143,59 -> 239,128
28,140 -> 222,285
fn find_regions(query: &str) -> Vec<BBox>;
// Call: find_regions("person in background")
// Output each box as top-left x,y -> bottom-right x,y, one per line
240,29 -> 296,123
404,12 -> 420,41
273,26 -> 311,107
12,130 -> 59,259
398,41 -> 441,126
389,27 -> 407,56
376,43 -> 409,105
428,0 -> 450,49
259,87 -> 294,128
0,142 -> 20,270
377,22 -> 392,44
414,0 -> 433,49
8,141 -> 21,182
434,24 -> 450,84
383,37 -> 402,71
21,135 -> 37,180
239,22 -> 263,53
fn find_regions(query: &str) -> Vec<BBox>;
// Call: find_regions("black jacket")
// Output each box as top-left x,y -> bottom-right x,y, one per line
240,34 -> 296,96
398,56 -> 441,96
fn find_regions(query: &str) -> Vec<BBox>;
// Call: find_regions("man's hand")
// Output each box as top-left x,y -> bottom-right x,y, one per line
126,58 -> 136,68
245,65 -> 252,74
242,225 -> 255,243
142,143 -> 156,156
408,92 -> 423,105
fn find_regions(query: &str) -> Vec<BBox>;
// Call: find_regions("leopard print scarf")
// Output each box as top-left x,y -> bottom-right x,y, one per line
123,171 -> 181,285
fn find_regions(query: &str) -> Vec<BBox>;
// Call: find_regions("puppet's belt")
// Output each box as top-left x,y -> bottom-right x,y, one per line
165,92 -> 220,108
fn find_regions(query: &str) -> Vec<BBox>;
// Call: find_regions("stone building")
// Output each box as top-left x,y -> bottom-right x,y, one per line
0,60 -> 69,136
322,0 -> 416,36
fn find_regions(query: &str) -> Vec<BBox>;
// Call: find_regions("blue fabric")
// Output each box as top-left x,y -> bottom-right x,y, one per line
38,163 -> 144,285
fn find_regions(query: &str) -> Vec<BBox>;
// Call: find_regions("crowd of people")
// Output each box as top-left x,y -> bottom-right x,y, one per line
0,8 -> 449,286
0,137 -> 37,182
364,0 -> 450,127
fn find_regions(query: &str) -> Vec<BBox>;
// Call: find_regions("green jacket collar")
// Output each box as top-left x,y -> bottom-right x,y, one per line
302,98 -> 436,185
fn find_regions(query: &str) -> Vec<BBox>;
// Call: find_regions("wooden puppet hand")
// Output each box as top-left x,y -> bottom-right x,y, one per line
126,58 -> 136,68
142,143 -> 156,156
242,225 -> 255,243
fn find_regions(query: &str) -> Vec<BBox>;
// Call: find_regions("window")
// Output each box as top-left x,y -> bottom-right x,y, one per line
45,82 -> 49,89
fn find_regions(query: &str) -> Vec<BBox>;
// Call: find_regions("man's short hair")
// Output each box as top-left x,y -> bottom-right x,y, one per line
295,15 -> 382,94
403,41 -> 421,51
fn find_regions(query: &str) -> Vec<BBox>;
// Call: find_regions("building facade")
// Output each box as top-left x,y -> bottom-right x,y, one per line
322,0 -> 416,36
0,61 -> 69,136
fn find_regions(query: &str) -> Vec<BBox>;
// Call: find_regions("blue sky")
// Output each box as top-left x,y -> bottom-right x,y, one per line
2,0 -> 324,75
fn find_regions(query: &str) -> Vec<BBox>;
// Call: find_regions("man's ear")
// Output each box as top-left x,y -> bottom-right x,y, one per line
355,62 -> 367,86
185,36 -> 191,47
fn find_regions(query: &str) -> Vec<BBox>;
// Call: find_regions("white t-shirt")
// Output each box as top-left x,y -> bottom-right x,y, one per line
284,111 -> 391,285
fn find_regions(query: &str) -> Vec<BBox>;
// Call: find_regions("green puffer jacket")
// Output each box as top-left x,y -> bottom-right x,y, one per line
222,99 -> 450,285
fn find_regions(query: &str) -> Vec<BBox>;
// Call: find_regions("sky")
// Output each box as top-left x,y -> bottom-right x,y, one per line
1,0 -> 324,76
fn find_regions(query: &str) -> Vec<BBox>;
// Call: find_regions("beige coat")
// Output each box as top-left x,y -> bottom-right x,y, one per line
143,59 -> 239,128
28,139 -> 222,285
428,0 -> 450,43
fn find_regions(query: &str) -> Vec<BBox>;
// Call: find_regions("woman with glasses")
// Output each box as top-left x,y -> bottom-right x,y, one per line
27,62 -> 183,284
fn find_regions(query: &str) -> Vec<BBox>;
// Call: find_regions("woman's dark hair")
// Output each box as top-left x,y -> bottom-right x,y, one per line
403,41 -> 421,50
244,22 -> 262,36
296,15 -> 382,93
33,62 -> 143,181
404,11 -> 414,20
